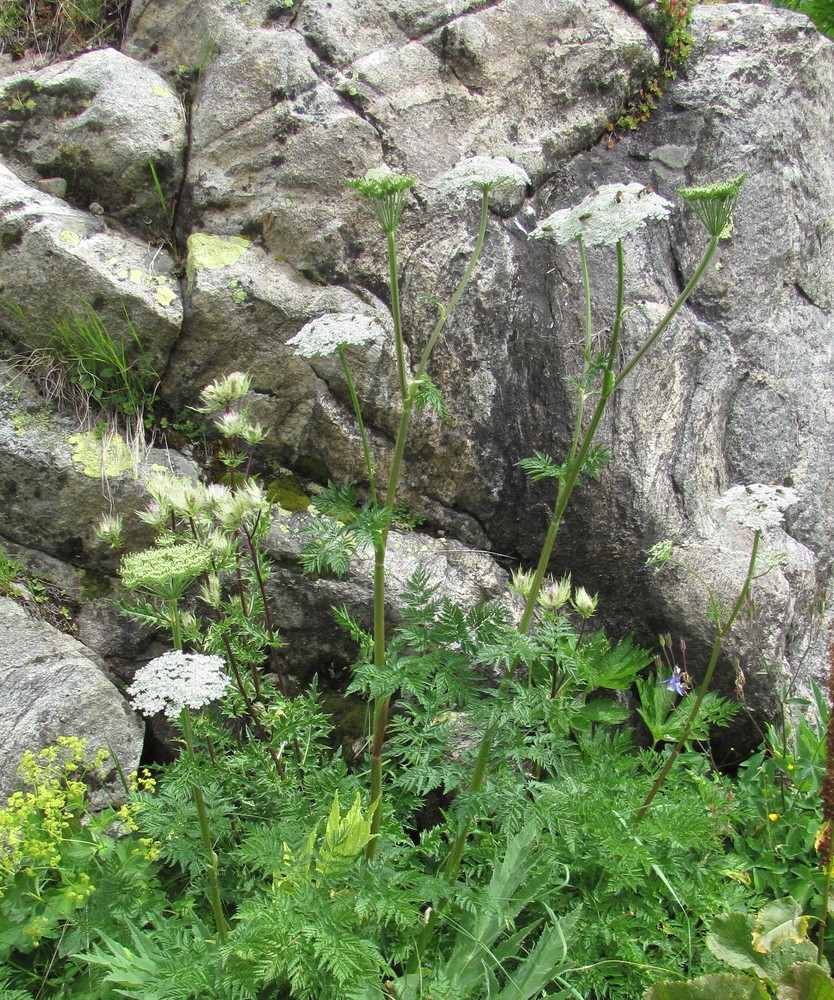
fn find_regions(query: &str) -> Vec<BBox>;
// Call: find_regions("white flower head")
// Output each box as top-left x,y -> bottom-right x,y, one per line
128,651 -> 229,718
530,183 -> 673,246
713,483 -> 800,532
437,155 -> 530,195
288,313 -> 383,359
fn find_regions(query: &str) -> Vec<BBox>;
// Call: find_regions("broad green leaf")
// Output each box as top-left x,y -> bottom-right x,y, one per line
777,962 -> 834,1000
708,912 -> 768,976
571,699 -> 631,729
708,909 -> 817,982
643,974 -> 769,1000
753,900 -> 810,954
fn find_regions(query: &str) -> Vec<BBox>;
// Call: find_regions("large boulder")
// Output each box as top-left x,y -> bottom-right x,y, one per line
0,47 -> 187,230
519,3 -> 834,731
0,597 -> 144,801
0,0 -> 829,745
0,164 -> 182,376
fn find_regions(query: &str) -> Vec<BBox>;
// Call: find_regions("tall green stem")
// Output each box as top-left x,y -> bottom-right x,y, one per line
438,231 -> 722,911
340,348 -> 377,505
613,232 -> 719,391
365,191 -> 492,859
166,598 -> 227,940
181,705 -> 228,942
635,530 -> 760,824
388,229 -> 408,403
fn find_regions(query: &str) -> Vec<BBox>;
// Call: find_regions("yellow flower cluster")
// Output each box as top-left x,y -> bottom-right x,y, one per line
0,739 -> 160,901
0,737 -> 103,892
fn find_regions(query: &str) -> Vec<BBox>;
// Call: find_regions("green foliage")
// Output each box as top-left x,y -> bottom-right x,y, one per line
0,738 -> 160,997
0,153 -> 769,999
610,0 -> 696,137
723,693 -> 829,915
646,899 -> 834,999
637,670 -> 739,748
0,0 -> 124,61
516,450 -> 567,482
0,544 -> 19,596
10,302 -> 158,446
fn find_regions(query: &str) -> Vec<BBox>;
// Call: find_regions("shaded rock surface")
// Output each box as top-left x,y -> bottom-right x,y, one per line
0,47 -> 187,228
265,510 -> 510,680
0,596 -> 144,800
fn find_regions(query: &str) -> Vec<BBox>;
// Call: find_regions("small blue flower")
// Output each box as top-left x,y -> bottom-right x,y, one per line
661,668 -> 686,697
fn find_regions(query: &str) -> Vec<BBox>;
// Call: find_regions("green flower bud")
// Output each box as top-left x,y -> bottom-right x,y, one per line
538,574 -> 572,611
94,513 -> 123,549
509,568 -> 535,599
571,586 -> 598,619
678,173 -> 745,239
196,372 -> 251,413
347,167 -> 414,233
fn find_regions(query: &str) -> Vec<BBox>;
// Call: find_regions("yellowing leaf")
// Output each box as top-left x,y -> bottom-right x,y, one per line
752,899 -> 809,954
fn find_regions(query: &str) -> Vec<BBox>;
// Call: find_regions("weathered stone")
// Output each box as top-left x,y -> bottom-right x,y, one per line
0,361 -> 199,574
161,239 -> 405,482
264,509 -> 510,680
0,0 -> 831,746
0,164 -> 182,375
0,48 -> 187,228
511,4 -> 834,736
0,596 -> 144,801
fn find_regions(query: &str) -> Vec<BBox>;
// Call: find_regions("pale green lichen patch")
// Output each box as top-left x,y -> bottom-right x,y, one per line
156,285 -> 177,307
69,430 -> 135,478
59,229 -> 82,246
129,268 -> 143,285
185,234 -> 250,292
229,279 -> 247,304
152,84 -> 176,99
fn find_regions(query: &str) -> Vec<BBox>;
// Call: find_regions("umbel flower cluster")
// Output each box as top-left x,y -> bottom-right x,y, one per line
530,182 -> 673,246
128,651 -> 229,718
713,483 -> 799,532
436,155 -> 531,194
288,313 -> 384,359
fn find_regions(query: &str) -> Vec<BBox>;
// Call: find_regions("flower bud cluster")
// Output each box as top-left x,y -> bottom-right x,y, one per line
509,570 -> 597,618
196,370 -> 267,448
121,540 -> 211,599
347,166 -> 414,233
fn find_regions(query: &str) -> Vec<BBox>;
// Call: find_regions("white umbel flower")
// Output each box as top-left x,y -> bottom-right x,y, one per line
437,155 -> 530,194
128,651 -> 229,718
287,313 -> 383,359
530,183 -> 673,246
712,483 -> 799,532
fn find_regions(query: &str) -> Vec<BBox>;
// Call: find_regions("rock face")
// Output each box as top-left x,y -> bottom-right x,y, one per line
0,0 -> 832,750
0,597 -> 144,800
0,47 -> 187,228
